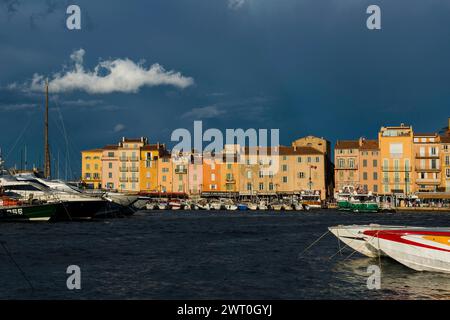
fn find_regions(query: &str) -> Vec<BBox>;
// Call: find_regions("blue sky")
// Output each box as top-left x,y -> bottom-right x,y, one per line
1,0 -> 450,179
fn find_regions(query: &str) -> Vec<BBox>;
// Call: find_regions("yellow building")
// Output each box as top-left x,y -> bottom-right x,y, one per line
81,149 -> 103,189
158,153 -> 173,193
139,143 -> 166,193
379,124 -> 414,195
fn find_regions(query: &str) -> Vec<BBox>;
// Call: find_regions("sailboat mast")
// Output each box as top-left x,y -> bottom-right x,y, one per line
44,79 -> 51,179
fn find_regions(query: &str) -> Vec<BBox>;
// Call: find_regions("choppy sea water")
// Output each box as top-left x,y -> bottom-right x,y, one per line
0,210 -> 449,300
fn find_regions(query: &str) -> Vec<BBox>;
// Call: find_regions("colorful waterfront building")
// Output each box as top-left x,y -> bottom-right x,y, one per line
81,149 -> 103,189
202,156 -> 222,193
158,153 -> 173,193
440,136 -> 450,192
413,133 -> 441,193
334,140 -> 360,192
378,124 -> 414,195
292,136 -> 334,196
188,152 -> 203,196
101,145 -> 119,190
139,143 -> 167,193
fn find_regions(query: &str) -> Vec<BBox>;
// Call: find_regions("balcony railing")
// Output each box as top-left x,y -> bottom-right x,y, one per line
335,165 -> 358,170
129,167 -> 139,172
415,167 -> 440,172
119,177 -> 128,182
119,167 -> 127,172
129,157 -> 139,162
416,178 -> 440,184
119,157 -> 127,161
415,153 -> 439,159
382,166 -> 412,172
175,168 -> 187,174
129,177 -> 139,182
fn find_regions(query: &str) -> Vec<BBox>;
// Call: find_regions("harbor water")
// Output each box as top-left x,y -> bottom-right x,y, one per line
0,210 -> 449,299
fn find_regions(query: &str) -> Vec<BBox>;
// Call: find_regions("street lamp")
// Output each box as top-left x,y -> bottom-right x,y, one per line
308,165 -> 317,191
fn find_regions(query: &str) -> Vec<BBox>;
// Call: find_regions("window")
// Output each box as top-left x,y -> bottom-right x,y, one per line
226,173 -> 233,180
430,147 -> 437,156
431,159 -> 437,169
178,175 -> 183,181
227,164 -> 232,170
108,172 -> 112,179
373,172 -> 378,180
363,172 -> 368,180
94,164 -> 99,170
259,171 -> 264,178
211,184 -> 217,190
446,156 -> 450,166
363,159 -> 367,167
348,159 -> 355,169
108,152 -> 114,157
446,168 -> 450,178
373,185 -> 378,192
178,185 -> 183,192
247,183 -> 252,191
307,157 -> 311,163
269,183 -> 274,191
282,164 -> 288,172
247,171 -> 252,179
282,156 -> 287,161
390,143 -> 403,156
211,173 -> 216,181
259,183 -> 264,190
297,157 -> 302,163
86,164 -> 90,170
338,158 -> 345,168
162,176 -> 167,182
146,172 -> 151,178
109,162 -> 112,169
298,172 -> 305,179
316,157 -> 320,163
373,159 -> 377,167
282,176 -> 288,183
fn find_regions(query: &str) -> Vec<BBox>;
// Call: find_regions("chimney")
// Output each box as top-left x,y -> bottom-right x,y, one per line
359,137 -> 365,147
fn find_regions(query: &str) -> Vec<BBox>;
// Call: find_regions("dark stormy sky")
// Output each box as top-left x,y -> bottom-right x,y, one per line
1,0 -> 450,179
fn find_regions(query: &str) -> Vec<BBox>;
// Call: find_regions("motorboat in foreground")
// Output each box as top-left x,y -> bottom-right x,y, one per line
364,228 -> 450,273
329,224 -> 450,273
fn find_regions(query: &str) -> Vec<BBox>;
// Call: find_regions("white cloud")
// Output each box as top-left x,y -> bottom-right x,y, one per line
182,105 -> 226,119
113,123 -> 126,133
25,49 -> 194,94
228,0 -> 246,10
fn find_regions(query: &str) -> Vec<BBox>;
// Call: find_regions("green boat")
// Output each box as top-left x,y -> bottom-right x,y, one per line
337,196 -> 352,211
349,194 -> 379,213
0,202 -> 58,222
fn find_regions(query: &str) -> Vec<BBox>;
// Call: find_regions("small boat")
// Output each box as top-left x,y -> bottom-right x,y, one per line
196,199 -> 210,210
0,201 -> 59,222
270,202 -> 283,211
257,201 -> 268,210
247,202 -> 258,211
168,199 -> 181,210
349,192 -> 379,213
335,185 -> 355,211
237,203 -> 249,211
210,200 -> 222,210
363,228 -> 450,273
299,190 -> 322,209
